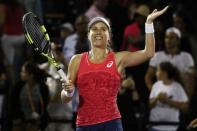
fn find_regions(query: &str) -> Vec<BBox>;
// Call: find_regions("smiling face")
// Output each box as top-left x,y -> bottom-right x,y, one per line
88,21 -> 110,49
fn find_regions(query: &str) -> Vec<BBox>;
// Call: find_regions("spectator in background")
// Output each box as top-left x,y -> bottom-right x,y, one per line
63,14 -> 90,63
145,27 -> 195,91
149,62 -> 188,131
121,4 -> 150,52
59,22 -> 74,46
85,0 -> 108,20
11,61 -> 49,131
0,0 -> 25,84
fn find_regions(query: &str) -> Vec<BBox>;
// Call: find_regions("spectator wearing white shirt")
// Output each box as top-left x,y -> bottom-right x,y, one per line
145,27 -> 194,91
149,62 -> 188,131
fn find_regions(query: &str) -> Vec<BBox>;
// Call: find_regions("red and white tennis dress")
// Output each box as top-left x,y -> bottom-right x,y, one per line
76,51 -> 121,126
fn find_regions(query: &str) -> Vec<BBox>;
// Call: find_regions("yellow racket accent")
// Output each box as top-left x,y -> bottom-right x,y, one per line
41,53 -> 59,68
45,34 -> 50,41
40,25 -> 46,32
40,25 -> 50,41
25,33 -> 34,44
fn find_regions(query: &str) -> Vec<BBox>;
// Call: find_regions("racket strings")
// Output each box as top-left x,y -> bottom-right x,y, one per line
25,14 -> 49,53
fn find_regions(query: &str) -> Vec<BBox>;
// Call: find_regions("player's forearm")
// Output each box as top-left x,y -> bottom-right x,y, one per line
144,23 -> 155,58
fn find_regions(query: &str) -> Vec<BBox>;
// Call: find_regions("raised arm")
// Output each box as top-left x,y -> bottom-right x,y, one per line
117,6 -> 169,69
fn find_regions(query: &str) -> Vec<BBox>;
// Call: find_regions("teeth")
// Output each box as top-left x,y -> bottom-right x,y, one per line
95,36 -> 102,40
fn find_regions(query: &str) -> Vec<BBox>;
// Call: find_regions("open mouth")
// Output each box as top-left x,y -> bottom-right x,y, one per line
95,36 -> 102,40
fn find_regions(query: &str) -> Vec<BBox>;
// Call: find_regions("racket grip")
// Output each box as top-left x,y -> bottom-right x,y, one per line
57,69 -> 68,83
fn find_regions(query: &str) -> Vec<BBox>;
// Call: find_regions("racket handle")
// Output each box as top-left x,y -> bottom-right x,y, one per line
57,69 -> 68,83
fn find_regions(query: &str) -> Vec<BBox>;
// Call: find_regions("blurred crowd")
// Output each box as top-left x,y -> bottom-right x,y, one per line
0,0 -> 197,131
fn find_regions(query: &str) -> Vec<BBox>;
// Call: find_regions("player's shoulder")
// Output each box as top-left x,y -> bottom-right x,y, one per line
70,54 -> 83,64
69,54 -> 83,72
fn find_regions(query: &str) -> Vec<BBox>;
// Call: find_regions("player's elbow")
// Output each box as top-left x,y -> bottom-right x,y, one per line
144,49 -> 155,59
147,51 -> 155,59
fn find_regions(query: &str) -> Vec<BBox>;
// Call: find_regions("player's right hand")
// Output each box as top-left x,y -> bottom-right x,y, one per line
62,79 -> 74,93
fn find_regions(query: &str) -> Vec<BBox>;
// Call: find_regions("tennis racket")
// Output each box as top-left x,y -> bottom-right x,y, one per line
22,12 -> 68,83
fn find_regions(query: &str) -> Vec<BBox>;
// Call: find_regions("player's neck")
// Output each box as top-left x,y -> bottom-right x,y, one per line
89,48 -> 109,60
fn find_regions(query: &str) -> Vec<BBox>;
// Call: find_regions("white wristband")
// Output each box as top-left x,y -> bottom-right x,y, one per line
63,88 -> 75,97
145,23 -> 154,33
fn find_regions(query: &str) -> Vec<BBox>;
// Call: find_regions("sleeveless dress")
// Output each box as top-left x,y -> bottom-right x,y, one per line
76,51 -> 121,126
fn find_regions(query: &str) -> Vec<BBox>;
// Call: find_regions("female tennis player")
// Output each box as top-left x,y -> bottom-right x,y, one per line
61,6 -> 169,131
